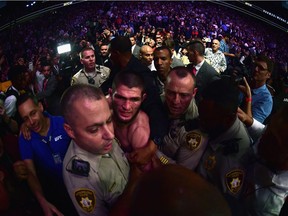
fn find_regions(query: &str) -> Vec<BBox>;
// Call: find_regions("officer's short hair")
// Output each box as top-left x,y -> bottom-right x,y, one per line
202,77 -> 239,115
110,36 -> 131,53
168,66 -> 196,88
112,70 -> 145,94
61,84 -> 104,124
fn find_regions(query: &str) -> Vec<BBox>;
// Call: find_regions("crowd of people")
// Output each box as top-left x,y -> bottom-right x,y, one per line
1,1 -> 288,216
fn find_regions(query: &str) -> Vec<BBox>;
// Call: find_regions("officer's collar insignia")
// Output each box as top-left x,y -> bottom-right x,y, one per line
225,169 -> 244,195
75,189 -> 96,213
204,154 -> 216,170
185,131 -> 201,151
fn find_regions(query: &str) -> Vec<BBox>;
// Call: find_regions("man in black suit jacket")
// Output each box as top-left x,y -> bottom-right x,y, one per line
130,35 -> 141,59
186,40 -> 220,103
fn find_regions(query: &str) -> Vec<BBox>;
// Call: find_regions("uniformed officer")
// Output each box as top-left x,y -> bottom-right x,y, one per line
61,84 -> 129,216
195,77 -> 251,215
71,47 -> 110,87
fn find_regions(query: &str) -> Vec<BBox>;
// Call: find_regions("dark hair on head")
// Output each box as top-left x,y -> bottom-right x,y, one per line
112,70 -> 145,93
110,36 -> 132,53
60,84 -> 104,124
186,40 -> 205,56
41,60 -> 52,68
79,47 -> 94,59
16,92 -> 38,109
256,55 -> 274,73
154,46 -> 172,58
168,66 -> 196,86
163,39 -> 175,49
8,65 -> 27,82
202,77 -> 239,115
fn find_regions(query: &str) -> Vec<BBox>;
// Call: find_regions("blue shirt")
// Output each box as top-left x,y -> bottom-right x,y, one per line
19,113 -> 71,181
251,85 -> 273,123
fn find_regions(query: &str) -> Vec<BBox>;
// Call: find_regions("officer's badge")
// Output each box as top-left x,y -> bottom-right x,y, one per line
204,154 -> 216,170
185,131 -> 201,151
225,169 -> 244,195
100,72 -> 108,79
75,189 -> 96,213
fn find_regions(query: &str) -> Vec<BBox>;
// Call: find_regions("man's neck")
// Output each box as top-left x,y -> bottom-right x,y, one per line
39,117 -> 50,136
84,67 -> 95,73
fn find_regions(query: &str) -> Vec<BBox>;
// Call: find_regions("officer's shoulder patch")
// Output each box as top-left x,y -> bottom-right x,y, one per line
225,169 -> 244,195
71,76 -> 77,86
74,188 -> 96,213
185,131 -> 202,151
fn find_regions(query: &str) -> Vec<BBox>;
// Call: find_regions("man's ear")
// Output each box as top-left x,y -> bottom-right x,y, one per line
64,123 -> 75,139
193,87 -> 198,97
38,102 -> 44,112
142,93 -> 147,102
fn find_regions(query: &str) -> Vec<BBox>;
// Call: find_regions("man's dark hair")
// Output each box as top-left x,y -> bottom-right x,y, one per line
60,84 -> 104,125
16,92 -> 38,109
154,46 -> 172,58
8,65 -> 27,82
202,77 -> 239,115
186,40 -> 205,56
256,55 -> 274,73
110,36 -> 132,53
163,39 -> 175,50
112,70 -> 145,94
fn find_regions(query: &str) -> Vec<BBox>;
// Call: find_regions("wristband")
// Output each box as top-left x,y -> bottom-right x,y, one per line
245,97 -> 252,102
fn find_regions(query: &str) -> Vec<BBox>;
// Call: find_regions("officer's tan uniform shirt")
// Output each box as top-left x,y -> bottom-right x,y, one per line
63,139 -> 129,216
71,65 -> 110,87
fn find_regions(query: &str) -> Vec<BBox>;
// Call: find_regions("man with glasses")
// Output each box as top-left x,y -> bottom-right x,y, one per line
239,55 -> 273,123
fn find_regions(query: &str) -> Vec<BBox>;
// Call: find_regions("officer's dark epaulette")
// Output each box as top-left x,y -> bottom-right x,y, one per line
184,119 -> 200,131
220,138 -> 242,155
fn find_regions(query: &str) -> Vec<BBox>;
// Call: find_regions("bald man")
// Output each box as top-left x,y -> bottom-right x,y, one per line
139,45 -> 156,71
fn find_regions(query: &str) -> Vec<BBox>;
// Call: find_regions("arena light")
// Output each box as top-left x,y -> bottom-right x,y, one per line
57,43 -> 71,54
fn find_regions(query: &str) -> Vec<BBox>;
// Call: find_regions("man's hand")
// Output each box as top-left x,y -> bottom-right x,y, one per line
40,199 -> 64,216
13,161 -> 29,180
238,77 -> 251,98
20,123 -> 31,140
128,140 -> 157,165
237,107 -> 253,127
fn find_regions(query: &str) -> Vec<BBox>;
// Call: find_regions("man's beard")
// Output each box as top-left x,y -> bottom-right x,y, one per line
113,107 -> 140,126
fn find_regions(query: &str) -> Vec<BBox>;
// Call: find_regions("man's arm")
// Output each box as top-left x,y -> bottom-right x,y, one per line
23,159 -> 63,216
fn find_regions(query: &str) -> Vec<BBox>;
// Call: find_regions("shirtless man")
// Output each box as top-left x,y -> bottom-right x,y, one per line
109,70 -> 152,169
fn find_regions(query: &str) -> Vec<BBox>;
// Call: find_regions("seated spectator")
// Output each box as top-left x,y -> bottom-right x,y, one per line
204,39 -> 227,73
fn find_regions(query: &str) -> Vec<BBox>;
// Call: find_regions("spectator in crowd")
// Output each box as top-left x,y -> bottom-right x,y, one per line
239,55 -> 273,123
163,39 -> 185,68
219,34 -> 235,64
17,93 -> 77,216
139,45 -> 156,71
0,45 -> 10,82
130,35 -> 141,59
99,43 -> 113,69
71,47 -> 110,87
186,40 -> 220,103
36,61 -> 58,114
4,65 -> 28,123
61,84 -> 130,216
153,46 -> 173,94
204,39 -> 227,73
